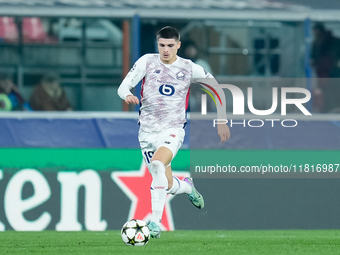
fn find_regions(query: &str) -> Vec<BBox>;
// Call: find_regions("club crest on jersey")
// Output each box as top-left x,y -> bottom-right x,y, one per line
170,134 -> 176,138
155,69 -> 161,74
176,71 -> 185,80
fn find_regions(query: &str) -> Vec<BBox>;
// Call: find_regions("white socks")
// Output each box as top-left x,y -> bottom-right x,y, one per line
149,160 -> 168,226
149,160 -> 193,227
167,176 -> 192,195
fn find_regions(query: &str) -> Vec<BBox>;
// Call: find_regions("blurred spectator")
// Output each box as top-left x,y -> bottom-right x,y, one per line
182,41 -> 213,74
311,22 -> 340,78
181,41 -> 214,112
311,22 -> 340,113
29,74 -> 72,111
0,73 -> 25,111
0,93 -> 12,111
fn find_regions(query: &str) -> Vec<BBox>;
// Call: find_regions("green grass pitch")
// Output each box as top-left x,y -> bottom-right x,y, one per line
0,230 -> 339,254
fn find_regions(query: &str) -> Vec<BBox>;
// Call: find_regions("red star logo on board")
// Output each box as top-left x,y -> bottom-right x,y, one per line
111,161 -> 189,231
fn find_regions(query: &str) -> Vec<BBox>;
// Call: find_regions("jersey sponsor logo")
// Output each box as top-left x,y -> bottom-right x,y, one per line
164,141 -> 171,144
157,80 -> 178,86
176,71 -> 185,80
159,84 -> 175,96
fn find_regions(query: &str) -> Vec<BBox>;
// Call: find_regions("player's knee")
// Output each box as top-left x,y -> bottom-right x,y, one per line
149,160 -> 165,175
151,147 -> 173,166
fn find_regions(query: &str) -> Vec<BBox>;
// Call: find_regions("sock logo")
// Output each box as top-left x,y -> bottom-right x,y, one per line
154,186 -> 166,189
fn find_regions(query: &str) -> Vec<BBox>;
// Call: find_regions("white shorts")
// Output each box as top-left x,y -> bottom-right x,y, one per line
138,128 -> 185,168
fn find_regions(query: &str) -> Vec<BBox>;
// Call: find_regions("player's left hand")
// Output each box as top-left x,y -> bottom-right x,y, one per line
125,95 -> 139,105
217,124 -> 230,143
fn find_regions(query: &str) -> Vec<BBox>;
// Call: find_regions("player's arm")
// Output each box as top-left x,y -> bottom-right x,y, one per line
192,63 -> 230,143
117,55 -> 147,105
124,95 -> 139,105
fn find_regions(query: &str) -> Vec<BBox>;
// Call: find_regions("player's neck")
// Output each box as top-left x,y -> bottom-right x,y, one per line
160,55 -> 178,65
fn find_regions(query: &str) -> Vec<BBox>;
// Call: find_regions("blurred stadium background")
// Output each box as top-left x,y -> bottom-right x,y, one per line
0,0 -> 340,232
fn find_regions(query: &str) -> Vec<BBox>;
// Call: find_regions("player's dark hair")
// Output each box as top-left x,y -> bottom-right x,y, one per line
157,26 -> 180,42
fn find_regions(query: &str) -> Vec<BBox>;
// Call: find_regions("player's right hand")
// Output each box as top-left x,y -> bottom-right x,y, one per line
217,124 -> 230,143
125,95 -> 139,105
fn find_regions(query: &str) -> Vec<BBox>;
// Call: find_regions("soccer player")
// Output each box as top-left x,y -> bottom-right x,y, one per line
118,26 -> 230,238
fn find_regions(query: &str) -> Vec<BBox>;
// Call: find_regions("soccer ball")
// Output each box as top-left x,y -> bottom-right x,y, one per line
121,219 -> 150,246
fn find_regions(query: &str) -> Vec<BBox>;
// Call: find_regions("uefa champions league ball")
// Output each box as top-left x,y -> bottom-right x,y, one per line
121,219 -> 150,246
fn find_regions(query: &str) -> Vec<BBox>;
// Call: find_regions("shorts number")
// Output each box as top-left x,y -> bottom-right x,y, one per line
143,151 -> 154,164
159,84 -> 175,96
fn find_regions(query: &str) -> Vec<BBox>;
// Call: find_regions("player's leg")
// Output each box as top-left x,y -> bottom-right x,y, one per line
147,145 -> 196,237
148,146 -> 172,233
147,128 -> 204,237
166,164 -> 191,195
182,177 -> 205,209
153,129 -> 204,208
138,130 -> 163,238
165,164 -> 173,189
152,143 -> 204,208
166,164 -> 205,209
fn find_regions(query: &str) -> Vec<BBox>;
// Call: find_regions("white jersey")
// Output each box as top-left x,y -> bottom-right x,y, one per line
118,54 -> 212,132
